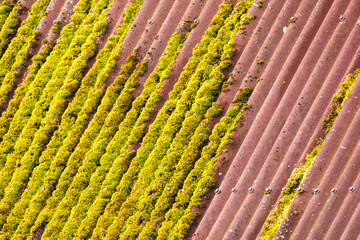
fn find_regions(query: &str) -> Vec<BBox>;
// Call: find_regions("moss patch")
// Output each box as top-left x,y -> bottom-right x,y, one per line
323,68 -> 360,135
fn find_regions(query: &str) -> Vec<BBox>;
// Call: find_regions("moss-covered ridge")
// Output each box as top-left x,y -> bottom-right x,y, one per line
259,68 -> 360,239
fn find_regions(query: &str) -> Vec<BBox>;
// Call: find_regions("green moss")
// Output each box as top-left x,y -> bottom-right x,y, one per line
259,68 -> 360,239
167,87 -> 253,240
323,68 -> 360,135
205,103 -> 223,119
240,14 -> 256,25
0,1 -> 13,29
51,20 -> 62,33
232,87 -> 253,104
191,21 -> 199,29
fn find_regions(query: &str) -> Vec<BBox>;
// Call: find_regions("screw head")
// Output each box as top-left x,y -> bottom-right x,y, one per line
331,188 -> 337,194
147,19 -> 153,25
199,188 -> 204,192
167,187 -> 172,192
314,188 -> 320,195
282,187 -> 287,192
290,16 -> 297,23
215,188 -> 221,194
349,187 -> 355,192
232,187 -> 237,193
265,187 -> 272,194
181,188 -> 186,192
103,187 -> 106,191
297,187 -> 305,193
41,187 -> 46,191
194,19 -> 199,23
248,187 -> 254,193
339,15 -> 345,21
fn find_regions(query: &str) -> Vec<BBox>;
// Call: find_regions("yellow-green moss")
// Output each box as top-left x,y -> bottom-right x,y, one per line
256,0 -> 263,8
191,21 -> 199,29
205,103 -> 223,119
323,68 -> 360,134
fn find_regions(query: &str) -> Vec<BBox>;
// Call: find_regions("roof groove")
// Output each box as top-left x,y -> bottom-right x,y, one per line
276,73 -> 360,239
223,0 -> 358,236
339,191 -> 360,239
193,1 -> 295,237
191,0 -> 360,238
208,0 -> 350,236
291,99 -> 360,239
325,171 -> 360,239
192,0 -> 291,236
248,22 -> 360,239
309,136 -> 360,239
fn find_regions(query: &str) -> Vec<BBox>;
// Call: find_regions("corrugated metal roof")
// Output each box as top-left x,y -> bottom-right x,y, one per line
0,0 -> 358,239
191,0 -> 360,239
